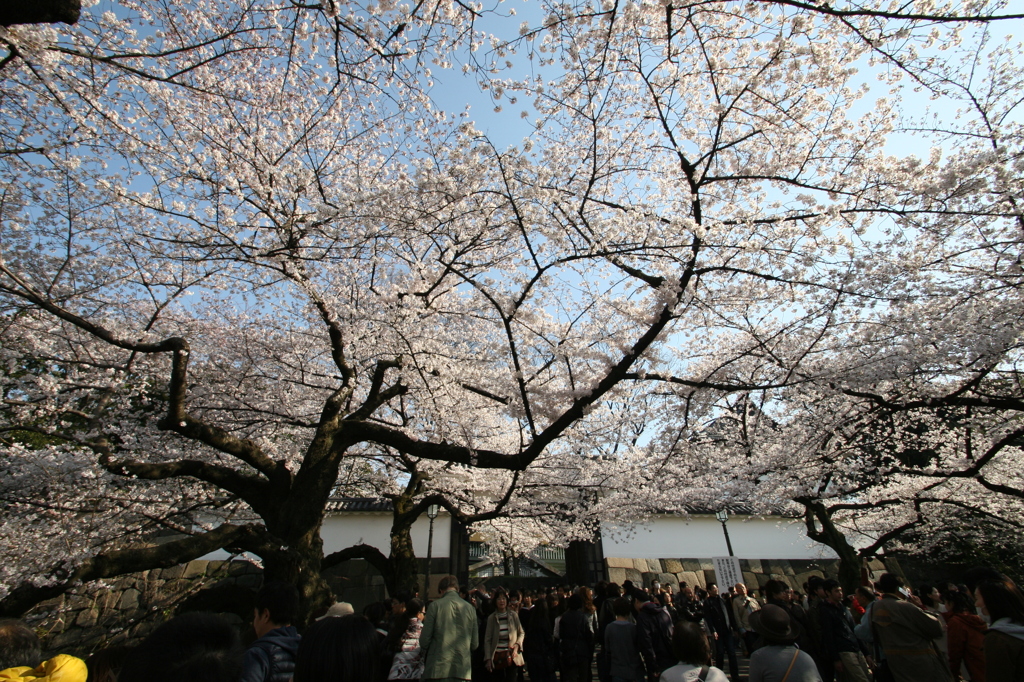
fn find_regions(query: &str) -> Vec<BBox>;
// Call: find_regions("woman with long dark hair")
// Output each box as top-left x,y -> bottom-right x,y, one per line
975,577 -> 1024,682
943,590 -> 986,682
660,621 -> 729,682
524,599 -> 557,682
557,594 -> 594,682
294,614 -> 381,682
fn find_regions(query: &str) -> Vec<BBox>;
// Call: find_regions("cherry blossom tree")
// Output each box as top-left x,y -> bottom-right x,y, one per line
2,0 -> 1023,619
583,10 -> 1024,590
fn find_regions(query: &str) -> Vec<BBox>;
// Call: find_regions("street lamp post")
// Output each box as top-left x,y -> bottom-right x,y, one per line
424,503 -> 440,598
715,509 -> 735,557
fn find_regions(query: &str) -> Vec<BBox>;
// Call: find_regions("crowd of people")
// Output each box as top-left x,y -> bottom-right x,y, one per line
1,567 -> 1022,682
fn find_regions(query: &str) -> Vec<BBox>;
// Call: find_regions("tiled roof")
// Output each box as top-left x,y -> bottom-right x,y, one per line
323,498 -> 791,518
325,497 -> 395,512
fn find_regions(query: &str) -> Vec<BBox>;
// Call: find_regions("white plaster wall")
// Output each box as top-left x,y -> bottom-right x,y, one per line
319,513 -> 452,557
201,512 -> 452,561
601,515 -> 837,560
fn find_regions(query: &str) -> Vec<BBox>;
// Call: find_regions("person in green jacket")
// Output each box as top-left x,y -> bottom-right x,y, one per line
421,575 -> 480,682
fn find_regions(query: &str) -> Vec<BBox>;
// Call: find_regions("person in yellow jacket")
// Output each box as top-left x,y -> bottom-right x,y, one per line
0,654 -> 87,682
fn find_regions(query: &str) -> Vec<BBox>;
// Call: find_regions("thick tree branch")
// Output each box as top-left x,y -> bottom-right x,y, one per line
158,349 -> 285,479
0,0 -> 80,26
100,456 -> 274,516
347,358 -> 407,420
0,269 -> 187,354
0,523 -> 265,617
321,543 -> 392,577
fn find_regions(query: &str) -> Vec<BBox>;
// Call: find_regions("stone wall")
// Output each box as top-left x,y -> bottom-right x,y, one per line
25,559 -> 263,658
604,556 -> 906,592
24,556 -> 445,658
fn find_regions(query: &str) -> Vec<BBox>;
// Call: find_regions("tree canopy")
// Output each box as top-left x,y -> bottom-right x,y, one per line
1,0 -> 1022,616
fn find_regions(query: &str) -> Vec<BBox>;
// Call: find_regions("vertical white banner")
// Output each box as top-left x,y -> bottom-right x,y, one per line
712,556 -> 743,588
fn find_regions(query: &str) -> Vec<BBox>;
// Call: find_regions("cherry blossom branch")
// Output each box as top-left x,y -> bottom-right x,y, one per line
758,0 -> 1023,23
406,470 -> 522,524
157,348 -> 285,479
0,264 -> 188,354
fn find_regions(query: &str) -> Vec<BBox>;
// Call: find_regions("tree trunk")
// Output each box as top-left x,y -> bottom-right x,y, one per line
389,519 -> 420,598
261,525 -> 334,625
801,501 -> 863,594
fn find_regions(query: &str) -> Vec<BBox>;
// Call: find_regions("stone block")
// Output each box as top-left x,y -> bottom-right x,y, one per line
742,572 -> 758,589
142,579 -> 165,603
663,559 -> 683,573
162,579 -> 191,594
228,560 -> 262,576
641,572 -> 659,588
111,576 -> 134,590
624,568 -> 643,585
703,570 -> 718,587
118,588 -> 141,611
747,560 -> 764,574
681,560 -> 703,573
608,567 -> 629,585
181,560 -> 210,579
606,557 -> 635,569
755,574 -> 772,588
75,607 -> 99,628
97,589 -> 121,611
633,559 -> 649,572
49,629 -> 86,651
795,571 -> 824,588
77,625 -> 109,649
161,564 -> 186,580
658,573 -> 679,587
681,571 -> 704,589
700,559 -> 715,571
868,559 -> 885,572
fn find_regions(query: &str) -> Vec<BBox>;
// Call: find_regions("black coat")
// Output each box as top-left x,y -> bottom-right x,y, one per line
241,626 -> 300,682
559,609 -> 595,666
635,602 -> 674,676
703,595 -> 735,637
